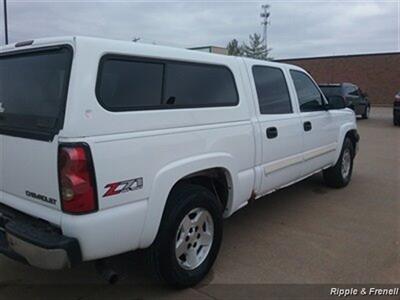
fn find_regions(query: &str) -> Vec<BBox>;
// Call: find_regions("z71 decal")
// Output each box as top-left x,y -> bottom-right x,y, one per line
103,177 -> 143,197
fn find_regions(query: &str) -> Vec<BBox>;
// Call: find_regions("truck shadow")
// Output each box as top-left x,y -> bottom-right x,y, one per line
107,173 -> 331,286
0,173 -> 334,299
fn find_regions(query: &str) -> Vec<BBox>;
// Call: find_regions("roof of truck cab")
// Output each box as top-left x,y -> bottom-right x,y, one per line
0,35 -> 298,70
319,83 -> 357,87
0,36 -> 76,52
319,83 -> 343,87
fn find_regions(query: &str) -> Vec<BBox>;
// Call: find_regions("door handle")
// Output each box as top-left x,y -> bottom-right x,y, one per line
266,127 -> 278,139
303,121 -> 312,132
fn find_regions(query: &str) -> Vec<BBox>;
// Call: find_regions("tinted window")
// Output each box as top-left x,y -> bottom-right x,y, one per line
252,66 -> 292,114
319,86 -> 342,97
344,84 -> 358,96
164,63 -> 237,107
97,59 -> 164,110
0,46 -> 72,139
0,48 -> 71,118
97,57 -> 238,110
349,87 -> 360,96
290,70 -> 325,112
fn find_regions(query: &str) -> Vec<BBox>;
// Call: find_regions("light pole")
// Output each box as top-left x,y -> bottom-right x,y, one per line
3,0 -> 8,44
260,4 -> 270,50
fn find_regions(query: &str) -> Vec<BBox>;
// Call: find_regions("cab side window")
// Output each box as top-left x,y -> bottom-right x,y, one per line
290,70 -> 325,112
252,66 -> 292,114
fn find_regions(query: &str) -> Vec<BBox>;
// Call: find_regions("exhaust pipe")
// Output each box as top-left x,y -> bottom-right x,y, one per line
95,259 -> 119,285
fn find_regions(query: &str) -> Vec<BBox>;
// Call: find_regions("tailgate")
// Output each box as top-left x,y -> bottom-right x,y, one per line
0,44 -> 73,213
1,135 -> 61,210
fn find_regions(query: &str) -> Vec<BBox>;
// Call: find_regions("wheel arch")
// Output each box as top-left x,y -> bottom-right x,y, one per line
173,167 -> 233,213
139,153 -> 237,248
334,123 -> 359,164
345,129 -> 359,152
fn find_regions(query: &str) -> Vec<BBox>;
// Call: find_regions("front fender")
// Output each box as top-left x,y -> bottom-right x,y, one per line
334,122 -> 358,164
139,152 -> 237,248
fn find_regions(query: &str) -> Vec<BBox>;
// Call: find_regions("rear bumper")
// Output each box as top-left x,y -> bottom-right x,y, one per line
0,203 -> 81,270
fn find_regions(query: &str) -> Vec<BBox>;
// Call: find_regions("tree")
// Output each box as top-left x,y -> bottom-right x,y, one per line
242,33 -> 269,60
226,39 -> 243,56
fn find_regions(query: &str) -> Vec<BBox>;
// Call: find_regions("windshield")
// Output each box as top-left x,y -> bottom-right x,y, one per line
0,46 -> 72,140
319,86 -> 342,97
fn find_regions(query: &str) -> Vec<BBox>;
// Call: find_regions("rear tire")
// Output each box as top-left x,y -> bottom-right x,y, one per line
147,183 -> 223,288
362,105 -> 370,119
323,137 -> 354,188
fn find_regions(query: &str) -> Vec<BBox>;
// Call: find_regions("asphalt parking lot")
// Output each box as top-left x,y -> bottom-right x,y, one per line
0,107 -> 399,300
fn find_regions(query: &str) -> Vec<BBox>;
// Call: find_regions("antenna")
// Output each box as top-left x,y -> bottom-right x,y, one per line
260,4 -> 270,50
3,0 -> 8,44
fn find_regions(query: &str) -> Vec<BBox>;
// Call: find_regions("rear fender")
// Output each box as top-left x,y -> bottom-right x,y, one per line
139,153 -> 237,248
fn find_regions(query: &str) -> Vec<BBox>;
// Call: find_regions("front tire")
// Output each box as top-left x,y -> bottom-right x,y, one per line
323,137 -> 354,188
147,183 -> 223,288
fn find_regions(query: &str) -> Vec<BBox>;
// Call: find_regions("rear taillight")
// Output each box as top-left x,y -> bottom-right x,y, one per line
58,144 -> 98,214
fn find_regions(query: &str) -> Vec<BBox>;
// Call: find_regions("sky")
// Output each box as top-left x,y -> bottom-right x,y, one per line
0,0 -> 398,59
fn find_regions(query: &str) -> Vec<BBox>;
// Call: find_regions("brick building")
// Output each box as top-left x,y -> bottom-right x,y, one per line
279,52 -> 400,106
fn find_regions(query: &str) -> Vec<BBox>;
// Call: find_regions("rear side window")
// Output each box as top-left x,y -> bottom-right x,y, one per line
97,56 -> 238,111
290,70 -> 325,112
344,84 -> 359,96
97,59 -> 164,110
252,66 -> 292,114
319,86 -> 342,97
349,87 -> 360,96
164,63 -> 238,107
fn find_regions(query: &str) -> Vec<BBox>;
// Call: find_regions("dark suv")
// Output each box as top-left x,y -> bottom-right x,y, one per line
394,91 -> 400,126
319,83 -> 371,119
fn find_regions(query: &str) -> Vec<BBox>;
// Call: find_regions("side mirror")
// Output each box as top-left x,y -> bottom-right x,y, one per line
327,95 -> 346,110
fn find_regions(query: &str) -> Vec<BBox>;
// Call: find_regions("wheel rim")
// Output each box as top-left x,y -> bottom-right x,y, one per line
175,207 -> 214,270
341,149 -> 351,178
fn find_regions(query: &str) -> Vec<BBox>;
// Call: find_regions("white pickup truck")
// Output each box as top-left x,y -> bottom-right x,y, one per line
0,37 -> 359,287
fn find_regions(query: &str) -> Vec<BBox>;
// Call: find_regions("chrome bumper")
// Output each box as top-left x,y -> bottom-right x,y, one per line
0,204 -> 81,270
6,233 -> 71,269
